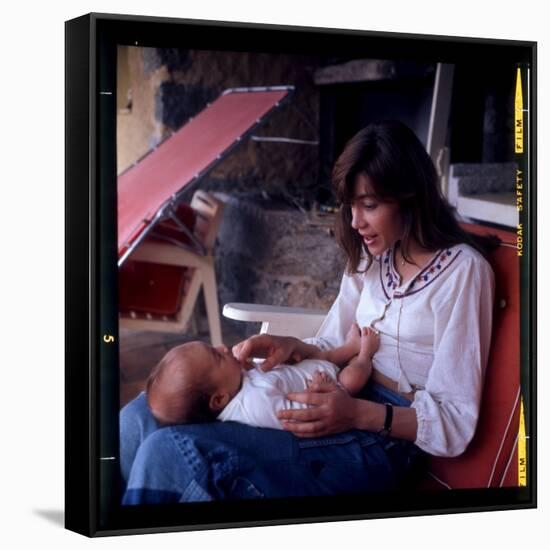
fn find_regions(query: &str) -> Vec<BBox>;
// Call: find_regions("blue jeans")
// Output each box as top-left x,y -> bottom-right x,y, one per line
121,382 -> 422,504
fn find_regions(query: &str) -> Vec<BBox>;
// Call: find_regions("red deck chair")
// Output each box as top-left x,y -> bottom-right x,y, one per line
118,86 -> 293,345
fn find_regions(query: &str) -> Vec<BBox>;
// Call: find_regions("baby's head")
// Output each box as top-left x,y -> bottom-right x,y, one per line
146,341 -> 244,425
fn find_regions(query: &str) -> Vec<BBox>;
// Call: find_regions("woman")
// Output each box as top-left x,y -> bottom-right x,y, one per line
120,121 -> 497,503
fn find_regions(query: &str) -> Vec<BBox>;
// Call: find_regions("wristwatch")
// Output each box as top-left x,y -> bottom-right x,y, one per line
377,403 -> 393,437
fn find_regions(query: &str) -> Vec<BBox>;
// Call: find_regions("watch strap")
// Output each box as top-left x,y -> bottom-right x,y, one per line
378,403 -> 393,437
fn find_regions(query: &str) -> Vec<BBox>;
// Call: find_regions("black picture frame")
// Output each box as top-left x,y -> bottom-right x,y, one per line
65,12 -> 537,537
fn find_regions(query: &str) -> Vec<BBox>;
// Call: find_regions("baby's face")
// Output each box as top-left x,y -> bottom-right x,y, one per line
204,343 -> 244,396
181,341 -> 244,399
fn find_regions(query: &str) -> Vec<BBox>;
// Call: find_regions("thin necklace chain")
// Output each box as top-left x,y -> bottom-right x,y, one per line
396,241 -> 407,266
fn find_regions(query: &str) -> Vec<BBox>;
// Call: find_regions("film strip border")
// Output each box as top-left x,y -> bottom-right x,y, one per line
515,64 -> 530,488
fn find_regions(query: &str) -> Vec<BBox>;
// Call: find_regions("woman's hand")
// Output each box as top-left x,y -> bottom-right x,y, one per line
232,334 -> 303,372
276,382 -> 361,438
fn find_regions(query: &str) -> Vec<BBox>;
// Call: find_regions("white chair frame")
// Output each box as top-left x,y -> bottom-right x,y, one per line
223,302 -> 327,340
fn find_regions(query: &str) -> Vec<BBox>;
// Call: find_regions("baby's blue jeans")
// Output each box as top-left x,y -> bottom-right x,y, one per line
121,382 -> 422,504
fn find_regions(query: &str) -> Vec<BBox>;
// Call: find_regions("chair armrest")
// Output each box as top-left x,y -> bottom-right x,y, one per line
223,302 -> 327,339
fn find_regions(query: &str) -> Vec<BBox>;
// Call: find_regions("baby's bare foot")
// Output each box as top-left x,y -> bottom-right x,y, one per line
344,322 -> 361,353
360,327 -> 380,359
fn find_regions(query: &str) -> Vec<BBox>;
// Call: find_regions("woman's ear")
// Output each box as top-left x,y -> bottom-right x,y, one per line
209,391 -> 230,412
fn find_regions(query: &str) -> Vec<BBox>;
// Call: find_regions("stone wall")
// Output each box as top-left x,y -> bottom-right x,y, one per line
213,194 -> 346,339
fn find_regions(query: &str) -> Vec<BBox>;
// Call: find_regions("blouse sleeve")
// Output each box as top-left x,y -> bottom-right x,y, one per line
410,253 -> 495,457
302,264 -> 365,352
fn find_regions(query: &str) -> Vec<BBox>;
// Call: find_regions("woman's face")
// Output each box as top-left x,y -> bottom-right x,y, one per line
350,173 -> 403,256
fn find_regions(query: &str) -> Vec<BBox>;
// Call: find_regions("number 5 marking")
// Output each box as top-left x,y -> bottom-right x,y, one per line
103,334 -> 115,344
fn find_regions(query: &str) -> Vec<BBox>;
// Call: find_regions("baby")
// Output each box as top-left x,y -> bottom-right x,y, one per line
146,324 -> 380,430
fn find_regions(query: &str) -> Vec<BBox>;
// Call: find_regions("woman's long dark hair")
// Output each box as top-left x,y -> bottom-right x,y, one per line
332,121 -> 500,273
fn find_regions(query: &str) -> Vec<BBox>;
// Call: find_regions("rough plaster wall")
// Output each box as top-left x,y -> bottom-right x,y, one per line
116,47 -> 169,174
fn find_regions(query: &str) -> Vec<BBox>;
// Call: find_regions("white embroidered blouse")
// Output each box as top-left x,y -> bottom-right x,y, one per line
306,242 -> 495,457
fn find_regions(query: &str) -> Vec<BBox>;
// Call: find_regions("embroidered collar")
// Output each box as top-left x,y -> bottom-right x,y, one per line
380,244 -> 462,299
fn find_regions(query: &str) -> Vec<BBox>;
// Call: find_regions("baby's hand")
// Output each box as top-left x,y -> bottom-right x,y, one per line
344,322 -> 362,354
359,326 -> 380,359
306,370 -> 338,390
313,370 -> 332,385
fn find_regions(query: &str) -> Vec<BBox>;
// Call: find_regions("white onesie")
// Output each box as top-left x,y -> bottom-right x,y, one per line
217,359 -> 339,430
